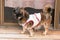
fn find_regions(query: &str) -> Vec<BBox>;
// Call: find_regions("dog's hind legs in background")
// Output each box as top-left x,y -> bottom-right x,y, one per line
43,3 -> 52,35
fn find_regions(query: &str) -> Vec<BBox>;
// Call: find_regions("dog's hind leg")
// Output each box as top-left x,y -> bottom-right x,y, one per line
43,23 -> 49,35
43,28 -> 48,35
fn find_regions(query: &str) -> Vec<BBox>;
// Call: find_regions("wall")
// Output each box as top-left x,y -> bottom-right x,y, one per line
5,0 -> 55,9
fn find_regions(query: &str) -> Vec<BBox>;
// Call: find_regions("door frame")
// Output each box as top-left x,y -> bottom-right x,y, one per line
0,0 -> 59,29
54,0 -> 60,29
0,0 -> 17,26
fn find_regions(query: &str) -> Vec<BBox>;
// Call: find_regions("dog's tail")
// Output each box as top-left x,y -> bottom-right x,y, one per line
43,3 -> 53,13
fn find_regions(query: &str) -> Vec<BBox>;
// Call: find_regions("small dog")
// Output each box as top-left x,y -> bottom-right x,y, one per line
13,4 -> 52,36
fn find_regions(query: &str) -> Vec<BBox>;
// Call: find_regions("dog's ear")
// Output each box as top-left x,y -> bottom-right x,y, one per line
19,8 -> 29,18
24,11 -> 29,19
13,7 -> 20,14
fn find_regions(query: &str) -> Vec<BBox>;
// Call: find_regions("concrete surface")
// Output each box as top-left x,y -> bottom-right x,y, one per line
0,26 -> 60,40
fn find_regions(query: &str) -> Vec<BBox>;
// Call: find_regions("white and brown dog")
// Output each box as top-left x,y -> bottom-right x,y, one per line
13,4 -> 52,36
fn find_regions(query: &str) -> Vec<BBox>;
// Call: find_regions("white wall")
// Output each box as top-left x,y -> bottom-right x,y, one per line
5,0 -> 55,9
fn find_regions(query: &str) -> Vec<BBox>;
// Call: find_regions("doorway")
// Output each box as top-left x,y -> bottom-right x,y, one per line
0,0 -> 55,29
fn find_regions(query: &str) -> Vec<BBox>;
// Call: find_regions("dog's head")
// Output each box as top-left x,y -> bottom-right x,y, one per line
13,7 -> 22,19
13,7 -> 29,23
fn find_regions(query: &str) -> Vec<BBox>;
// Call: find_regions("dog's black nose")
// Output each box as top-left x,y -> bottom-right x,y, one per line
13,9 -> 15,12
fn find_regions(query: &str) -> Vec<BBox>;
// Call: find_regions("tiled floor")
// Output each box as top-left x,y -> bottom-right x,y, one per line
0,26 -> 60,40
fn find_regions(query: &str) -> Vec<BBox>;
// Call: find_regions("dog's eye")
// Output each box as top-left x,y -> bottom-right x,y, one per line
20,14 -> 22,16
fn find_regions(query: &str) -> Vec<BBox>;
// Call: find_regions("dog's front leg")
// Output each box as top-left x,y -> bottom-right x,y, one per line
21,26 -> 27,34
27,28 -> 34,37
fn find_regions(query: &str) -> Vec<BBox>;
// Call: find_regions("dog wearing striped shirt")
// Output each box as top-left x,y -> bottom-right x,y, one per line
13,4 -> 52,36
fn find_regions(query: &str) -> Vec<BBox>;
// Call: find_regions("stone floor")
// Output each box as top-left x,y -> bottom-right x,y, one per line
0,26 -> 60,40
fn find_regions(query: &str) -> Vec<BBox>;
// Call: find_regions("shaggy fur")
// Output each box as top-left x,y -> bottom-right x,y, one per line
13,4 -> 52,36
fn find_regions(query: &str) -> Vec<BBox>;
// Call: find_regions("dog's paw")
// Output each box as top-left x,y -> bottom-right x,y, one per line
29,33 -> 34,37
43,32 -> 47,36
29,35 -> 34,37
20,31 -> 25,34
